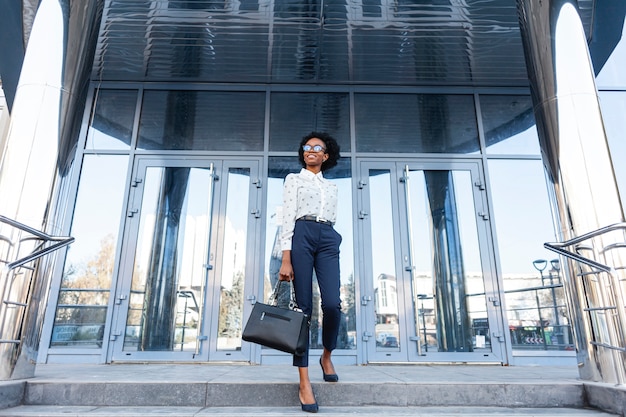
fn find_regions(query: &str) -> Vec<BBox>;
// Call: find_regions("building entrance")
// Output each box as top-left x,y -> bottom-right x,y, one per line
358,160 -> 506,363
108,156 -> 262,362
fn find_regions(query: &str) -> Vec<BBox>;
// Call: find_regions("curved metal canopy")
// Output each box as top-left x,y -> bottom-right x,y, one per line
92,0 -> 595,87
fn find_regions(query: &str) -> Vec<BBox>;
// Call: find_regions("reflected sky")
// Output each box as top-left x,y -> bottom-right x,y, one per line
66,155 -> 128,266
596,17 -> 626,88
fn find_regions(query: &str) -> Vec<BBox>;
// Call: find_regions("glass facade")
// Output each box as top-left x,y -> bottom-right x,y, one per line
45,87 -> 573,365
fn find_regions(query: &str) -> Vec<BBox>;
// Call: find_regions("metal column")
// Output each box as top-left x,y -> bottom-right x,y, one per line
517,0 -> 625,383
0,0 -> 102,379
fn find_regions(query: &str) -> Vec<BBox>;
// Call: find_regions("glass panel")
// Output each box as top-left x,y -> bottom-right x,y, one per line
481,95 -> 540,155
595,17 -> 626,88
217,168 -> 251,351
598,92 -> 626,209
355,94 -> 478,154
269,93 -> 351,152
407,169 -> 490,353
265,157 -> 356,351
137,91 -> 265,151
50,155 -> 129,348
368,169 -> 401,352
488,159 -> 574,351
123,166 -> 214,352
87,89 -> 137,150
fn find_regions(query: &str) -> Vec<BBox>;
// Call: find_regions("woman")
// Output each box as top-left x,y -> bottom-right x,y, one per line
279,132 -> 342,413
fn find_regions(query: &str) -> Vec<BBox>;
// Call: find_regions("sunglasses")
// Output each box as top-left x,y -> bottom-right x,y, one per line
302,144 -> 326,152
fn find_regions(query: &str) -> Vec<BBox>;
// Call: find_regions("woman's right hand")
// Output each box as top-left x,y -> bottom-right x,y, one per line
279,263 -> 294,281
279,250 -> 294,281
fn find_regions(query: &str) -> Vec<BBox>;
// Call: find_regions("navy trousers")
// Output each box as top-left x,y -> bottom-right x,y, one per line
290,219 -> 342,367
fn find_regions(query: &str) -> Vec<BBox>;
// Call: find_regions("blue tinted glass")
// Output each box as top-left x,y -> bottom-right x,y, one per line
481,95 -> 540,155
88,90 -> 137,150
599,91 -> 626,209
355,94 -> 478,153
138,90 -> 265,151
269,93 -> 351,152
595,18 -> 626,88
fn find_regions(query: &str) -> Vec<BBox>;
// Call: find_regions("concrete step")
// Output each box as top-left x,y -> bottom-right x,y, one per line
0,405 -> 620,417
19,381 -> 588,408
1,365 -> 624,416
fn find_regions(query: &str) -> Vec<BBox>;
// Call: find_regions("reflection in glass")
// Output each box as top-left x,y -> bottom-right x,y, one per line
217,168 -> 251,351
123,166 -> 214,352
481,95 -> 540,155
488,159 -> 573,351
51,155 -> 129,348
138,90 -> 265,151
265,157 -> 356,351
269,93 -> 351,152
407,169 -> 489,353
505,261 -> 570,350
367,166 -> 491,354
355,94 -> 478,153
87,89 -> 137,150
368,170 -> 401,352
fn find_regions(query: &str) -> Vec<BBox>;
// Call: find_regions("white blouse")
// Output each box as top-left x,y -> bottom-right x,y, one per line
280,168 -> 338,251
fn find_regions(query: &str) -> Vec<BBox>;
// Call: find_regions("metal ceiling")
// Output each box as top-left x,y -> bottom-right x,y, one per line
92,0 -> 595,87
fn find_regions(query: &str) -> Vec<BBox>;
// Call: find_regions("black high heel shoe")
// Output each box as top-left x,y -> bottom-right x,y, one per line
299,390 -> 319,413
320,357 -> 339,382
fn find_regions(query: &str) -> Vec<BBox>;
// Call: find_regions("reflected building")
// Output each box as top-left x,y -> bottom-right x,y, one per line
0,0 -> 626,384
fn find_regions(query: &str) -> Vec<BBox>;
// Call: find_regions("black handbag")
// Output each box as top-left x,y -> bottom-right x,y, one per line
242,281 -> 309,356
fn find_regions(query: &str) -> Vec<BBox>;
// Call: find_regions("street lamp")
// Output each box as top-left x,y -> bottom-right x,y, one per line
548,259 -> 563,345
549,259 -> 561,284
533,259 -> 547,286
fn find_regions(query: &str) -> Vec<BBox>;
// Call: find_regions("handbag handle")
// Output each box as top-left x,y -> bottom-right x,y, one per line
268,280 -> 301,312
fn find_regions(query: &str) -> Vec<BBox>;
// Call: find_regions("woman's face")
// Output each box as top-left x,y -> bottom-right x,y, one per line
303,137 -> 328,171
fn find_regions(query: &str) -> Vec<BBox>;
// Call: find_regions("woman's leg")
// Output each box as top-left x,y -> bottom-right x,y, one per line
298,367 -> 316,407
290,222 -> 317,406
316,226 -> 342,376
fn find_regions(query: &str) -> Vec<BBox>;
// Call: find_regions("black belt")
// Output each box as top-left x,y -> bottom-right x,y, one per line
298,215 -> 334,226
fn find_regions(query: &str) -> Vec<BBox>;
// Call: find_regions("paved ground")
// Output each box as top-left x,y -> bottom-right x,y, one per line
27,362 -> 581,384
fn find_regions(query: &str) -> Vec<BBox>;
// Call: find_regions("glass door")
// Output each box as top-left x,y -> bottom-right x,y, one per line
109,157 -> 261,362
358,160 -> 505,363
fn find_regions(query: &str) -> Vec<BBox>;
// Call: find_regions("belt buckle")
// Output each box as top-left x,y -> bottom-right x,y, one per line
315,215 -> 323,223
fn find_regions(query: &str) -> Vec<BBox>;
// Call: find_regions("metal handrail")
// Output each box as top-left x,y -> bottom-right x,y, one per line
0,215 -> 75,271
1,215 -> 75,380
543,222 -> 626,273
544,222 -> 626,385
